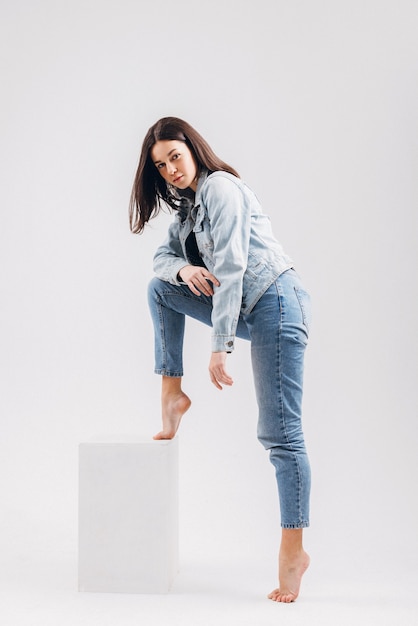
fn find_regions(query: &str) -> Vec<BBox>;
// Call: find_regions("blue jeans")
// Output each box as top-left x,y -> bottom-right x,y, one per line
147,269 -> 311,528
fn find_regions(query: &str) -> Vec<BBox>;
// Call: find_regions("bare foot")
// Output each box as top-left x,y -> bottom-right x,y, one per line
268,550 -> 310,603
153,390 -> 191,440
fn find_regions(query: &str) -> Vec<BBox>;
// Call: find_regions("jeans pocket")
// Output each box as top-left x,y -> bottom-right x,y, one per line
294,287 -> 312,334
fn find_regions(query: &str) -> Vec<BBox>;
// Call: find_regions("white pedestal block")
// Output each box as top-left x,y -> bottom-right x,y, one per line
78,436 -> 179,593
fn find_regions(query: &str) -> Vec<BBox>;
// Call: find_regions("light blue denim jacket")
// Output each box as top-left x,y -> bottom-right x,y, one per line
153,169 -> 293,352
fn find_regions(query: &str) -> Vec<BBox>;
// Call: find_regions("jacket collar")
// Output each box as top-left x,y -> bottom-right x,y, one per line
194,168 -> 210,205
175,169 -> 210,224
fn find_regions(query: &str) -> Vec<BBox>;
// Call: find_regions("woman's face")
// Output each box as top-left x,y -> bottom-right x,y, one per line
151,140 -> 198,191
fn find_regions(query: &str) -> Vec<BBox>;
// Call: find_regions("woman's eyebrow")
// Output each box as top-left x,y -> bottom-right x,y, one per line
154,148 -> 178,164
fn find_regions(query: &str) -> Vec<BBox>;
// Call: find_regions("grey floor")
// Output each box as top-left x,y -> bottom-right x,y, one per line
2,524 -> 416,626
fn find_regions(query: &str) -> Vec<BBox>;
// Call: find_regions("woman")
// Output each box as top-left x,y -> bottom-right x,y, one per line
129,116 -> 312,603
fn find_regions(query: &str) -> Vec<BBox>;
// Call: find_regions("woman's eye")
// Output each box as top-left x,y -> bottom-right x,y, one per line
172,153 -> 180,160
157,163 -> 165,169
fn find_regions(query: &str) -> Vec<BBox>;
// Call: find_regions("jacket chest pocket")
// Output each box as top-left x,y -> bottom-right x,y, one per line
193,206 -> 205,233
194,210 -> 213,249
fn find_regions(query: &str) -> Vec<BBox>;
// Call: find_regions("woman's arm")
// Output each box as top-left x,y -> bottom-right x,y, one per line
153,218 -> 219,293
153,218 -> 190,285
201,174 -> 251,353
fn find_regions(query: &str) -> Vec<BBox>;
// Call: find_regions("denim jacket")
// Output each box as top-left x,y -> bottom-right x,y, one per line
153,169 -> 293,352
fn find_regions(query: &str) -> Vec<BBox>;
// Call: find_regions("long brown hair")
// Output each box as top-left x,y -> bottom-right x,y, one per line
129,117 -> 240,234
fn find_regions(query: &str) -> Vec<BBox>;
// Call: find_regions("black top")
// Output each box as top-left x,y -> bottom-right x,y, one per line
185,231 -> 207,268
175,189 -> 207,269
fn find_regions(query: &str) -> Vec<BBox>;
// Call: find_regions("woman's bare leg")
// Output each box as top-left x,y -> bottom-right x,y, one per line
153,376 -> 191,440
268,529 -> 310,603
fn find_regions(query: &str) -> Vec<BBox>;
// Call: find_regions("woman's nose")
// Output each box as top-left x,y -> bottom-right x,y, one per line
167,162 -> 177,175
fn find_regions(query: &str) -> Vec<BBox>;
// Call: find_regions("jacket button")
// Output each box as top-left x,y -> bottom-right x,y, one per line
226,341 -> 234,347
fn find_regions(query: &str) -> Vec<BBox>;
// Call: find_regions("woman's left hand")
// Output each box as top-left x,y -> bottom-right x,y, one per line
209,352 -> 234,390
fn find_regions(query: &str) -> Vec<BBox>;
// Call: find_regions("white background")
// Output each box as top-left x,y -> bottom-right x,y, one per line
1,1 -> 417,624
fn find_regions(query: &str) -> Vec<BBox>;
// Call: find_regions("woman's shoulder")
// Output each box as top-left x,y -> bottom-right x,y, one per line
200,170 -> 247,200
197,171 -> 261,216
206,170 -> 242,186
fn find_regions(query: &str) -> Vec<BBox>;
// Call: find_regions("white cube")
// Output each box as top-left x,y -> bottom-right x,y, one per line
78,436 -> 179,593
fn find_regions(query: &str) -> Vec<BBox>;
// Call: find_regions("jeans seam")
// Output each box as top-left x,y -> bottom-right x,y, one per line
294,286 -> 310,334
156,298 -> 167,372
276,280 -> 304,527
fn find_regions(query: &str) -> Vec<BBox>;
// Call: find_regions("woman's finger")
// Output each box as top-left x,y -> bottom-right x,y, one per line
209,368 -> 233,388
210,374 -> 223,390
188,281 -> 202,296
196,277 -> 214,295
188,273 -> 215,296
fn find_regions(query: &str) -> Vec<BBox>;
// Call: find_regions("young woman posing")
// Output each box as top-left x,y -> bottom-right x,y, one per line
129,117 -> 312,602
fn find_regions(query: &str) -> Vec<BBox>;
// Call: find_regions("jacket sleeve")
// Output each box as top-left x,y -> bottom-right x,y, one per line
201,175 -> 251,353
153,217 -> 189,285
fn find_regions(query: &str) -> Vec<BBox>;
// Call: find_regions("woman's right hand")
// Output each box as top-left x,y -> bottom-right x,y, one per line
179,265 -> 220,296
209,351 -> 233,389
